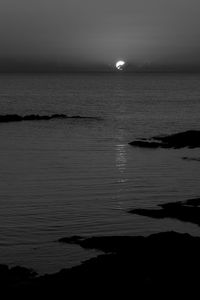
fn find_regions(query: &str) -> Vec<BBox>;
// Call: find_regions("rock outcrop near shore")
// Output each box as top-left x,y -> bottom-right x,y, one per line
0,114 -> 101,123
129,130 -> 200,148
130,197 -> 200,226
182,156 -> 200,161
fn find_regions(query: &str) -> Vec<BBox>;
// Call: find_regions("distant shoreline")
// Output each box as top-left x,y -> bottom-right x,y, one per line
0,114 -> 102,123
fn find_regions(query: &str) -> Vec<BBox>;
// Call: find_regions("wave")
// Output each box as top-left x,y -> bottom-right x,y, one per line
0,114 -> 102,123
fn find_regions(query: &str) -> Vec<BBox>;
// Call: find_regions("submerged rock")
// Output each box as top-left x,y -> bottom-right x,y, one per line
129,130 -> 200,149
58,235 -> 84,244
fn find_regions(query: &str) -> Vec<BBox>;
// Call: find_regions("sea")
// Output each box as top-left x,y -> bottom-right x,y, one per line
0,73 -> 200,274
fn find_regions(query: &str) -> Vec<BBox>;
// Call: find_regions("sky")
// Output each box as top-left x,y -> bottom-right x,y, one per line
0,0 -> 200,72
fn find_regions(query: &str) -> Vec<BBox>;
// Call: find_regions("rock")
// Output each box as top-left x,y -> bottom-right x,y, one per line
55,231 -> 200,296
129,197 -> 200,226
58,235 -> 84,244
182,157 -> 200,161
0,265 -> 37,287
0,114 -> 102,123
129,130 -> 200,149
3,231 -> 200,296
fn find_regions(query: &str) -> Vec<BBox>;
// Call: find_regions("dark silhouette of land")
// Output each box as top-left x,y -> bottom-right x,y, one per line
1,230 -> 200,297
0,114 -> 102,123
129,130 -> 200,148
130,197 -> 200,226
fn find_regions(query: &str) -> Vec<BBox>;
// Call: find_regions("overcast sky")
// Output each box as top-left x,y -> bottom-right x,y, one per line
0,0 -> 200,71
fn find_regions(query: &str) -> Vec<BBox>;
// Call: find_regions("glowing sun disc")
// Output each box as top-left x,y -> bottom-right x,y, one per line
116,60 -> 125,70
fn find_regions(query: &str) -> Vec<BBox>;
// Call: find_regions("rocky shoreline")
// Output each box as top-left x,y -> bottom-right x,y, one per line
2,197 -> 200,296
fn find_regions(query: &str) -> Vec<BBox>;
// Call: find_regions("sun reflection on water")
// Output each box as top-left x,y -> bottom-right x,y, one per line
114,143 -> 129,210
115,143 -> 128,182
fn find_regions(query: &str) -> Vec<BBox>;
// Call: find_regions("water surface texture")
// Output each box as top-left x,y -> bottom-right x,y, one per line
0,73 -> 200,273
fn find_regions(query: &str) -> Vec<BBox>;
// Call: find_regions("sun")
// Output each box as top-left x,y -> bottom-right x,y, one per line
115,60 -> 126,71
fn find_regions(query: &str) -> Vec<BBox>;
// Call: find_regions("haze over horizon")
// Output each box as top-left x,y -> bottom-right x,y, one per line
1,0 -> 200,72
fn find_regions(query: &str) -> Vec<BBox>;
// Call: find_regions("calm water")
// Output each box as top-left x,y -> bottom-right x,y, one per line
0,73 -> 200,274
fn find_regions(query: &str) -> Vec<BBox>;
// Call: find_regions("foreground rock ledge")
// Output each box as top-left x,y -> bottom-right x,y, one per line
129,130 -> 200,148
2,231 -> 200,296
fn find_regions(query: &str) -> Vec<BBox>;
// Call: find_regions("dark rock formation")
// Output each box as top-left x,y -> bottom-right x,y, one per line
4,198 -> 200,295
182,156 -> 200,161
56,231 -> 200,296
3,231 -> 200,296
130,197 -> 200,226
0,114 -> 101,123
0,265 -> 37,287
129,130 -> 200,149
